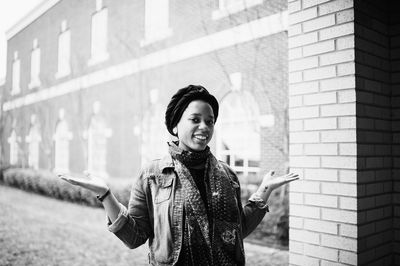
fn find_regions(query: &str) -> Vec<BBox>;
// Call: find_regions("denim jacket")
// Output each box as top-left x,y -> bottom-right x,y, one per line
108,154 -> 268,266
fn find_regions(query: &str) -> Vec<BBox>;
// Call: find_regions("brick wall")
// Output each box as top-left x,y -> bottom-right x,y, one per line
390,0 -> 400,264
289,0 -> 399,265
288,0 -> 358,265
354,1 -> 393,264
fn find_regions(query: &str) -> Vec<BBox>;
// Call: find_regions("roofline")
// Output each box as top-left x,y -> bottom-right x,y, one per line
6,0 -> 62,40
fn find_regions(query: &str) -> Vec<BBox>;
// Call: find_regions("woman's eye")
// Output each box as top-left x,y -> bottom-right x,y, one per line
191,118 -> 200,123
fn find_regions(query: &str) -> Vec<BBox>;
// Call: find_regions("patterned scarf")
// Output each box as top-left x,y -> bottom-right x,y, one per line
168,142 -> 245,266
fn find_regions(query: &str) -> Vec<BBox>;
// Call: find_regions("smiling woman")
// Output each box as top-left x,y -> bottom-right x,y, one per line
60,84 -> 298,266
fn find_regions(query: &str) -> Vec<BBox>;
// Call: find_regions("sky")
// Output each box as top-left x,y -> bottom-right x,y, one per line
0,0 -> 43,82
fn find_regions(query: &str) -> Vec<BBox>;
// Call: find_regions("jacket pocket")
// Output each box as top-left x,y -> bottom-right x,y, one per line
155,177 -> 173,204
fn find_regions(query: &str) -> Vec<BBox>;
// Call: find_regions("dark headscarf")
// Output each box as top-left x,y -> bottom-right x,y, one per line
165,85 -> 219,136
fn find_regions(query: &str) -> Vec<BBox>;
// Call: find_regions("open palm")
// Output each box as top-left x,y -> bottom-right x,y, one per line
260,171 -> 299,192
59,172 -> 109,195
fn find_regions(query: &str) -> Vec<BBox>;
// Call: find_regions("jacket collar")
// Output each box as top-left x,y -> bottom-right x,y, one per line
160,154 -> 175,172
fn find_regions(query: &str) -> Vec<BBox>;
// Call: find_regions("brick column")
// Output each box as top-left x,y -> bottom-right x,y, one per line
288,0 -> 357,265
288,0 -> 398,265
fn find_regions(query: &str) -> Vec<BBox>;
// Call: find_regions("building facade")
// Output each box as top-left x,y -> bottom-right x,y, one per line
1,0 -> 288,189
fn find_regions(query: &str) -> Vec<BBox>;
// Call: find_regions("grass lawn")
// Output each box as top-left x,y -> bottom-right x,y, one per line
0,185 -> 287,266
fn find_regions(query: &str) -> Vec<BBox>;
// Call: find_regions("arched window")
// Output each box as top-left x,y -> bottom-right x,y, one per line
216,90 -> 261,191
54,109 -> 72,172
86,101 -> 111,177
26,115 -> 41,169
7,129 -> 19,165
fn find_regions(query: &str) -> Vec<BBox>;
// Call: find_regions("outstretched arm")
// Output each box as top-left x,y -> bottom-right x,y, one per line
59,173 -> 121,222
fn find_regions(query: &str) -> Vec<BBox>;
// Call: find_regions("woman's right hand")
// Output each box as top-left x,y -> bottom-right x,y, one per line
58,172 -> 109,195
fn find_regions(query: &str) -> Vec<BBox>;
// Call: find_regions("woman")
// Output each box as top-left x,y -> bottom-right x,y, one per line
60,85 -> 298,266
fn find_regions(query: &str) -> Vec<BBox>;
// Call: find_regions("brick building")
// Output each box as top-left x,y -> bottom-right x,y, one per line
4,0 -> 399,264
1,0 -> 289,186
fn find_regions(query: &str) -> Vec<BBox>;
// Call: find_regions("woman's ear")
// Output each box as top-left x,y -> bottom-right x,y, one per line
173,127 -> 178,136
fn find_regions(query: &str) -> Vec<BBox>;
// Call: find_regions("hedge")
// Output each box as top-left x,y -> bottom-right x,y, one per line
0,166 -> 130,208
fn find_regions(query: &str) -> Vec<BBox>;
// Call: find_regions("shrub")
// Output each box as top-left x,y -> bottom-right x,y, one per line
0,167 -> 131,208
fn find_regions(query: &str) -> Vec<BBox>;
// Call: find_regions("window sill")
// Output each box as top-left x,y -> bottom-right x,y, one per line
212,0 -> 263,20
140,28 -> 173,47
10,88 -> 21,96
28,80 -> 41,89
55,70 -> 71,80
88,53 -> 110,66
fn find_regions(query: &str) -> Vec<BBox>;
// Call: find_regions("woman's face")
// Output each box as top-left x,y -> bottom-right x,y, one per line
176,100 -> 215,152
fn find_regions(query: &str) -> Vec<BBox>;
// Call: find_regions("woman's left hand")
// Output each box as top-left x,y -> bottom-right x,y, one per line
258,170 -> 299,193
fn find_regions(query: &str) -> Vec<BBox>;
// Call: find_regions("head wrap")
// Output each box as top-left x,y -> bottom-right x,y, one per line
165,85 -> 219,136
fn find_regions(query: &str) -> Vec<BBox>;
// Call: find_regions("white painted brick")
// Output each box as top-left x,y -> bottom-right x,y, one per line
338,116 -> 356,129
321,261 -> 342,266
289,253 -> 320,266
290,120 -> 304,131
304,219 -> 338,235
337,62 -> 355,76
321,234 -> 357,252
289,24 -> 303,37
290,7 -> 318,25
320,76 -> 355,91
290,56 -> 319,71
288,0 -> 302,13
305,194 -> 338,208
336,9 -> 354,24
320,103 -> 356,116
339,143 -> 356,155
289,47 -> 303,60
289,95 -> 303,107
338,89 -> 355,103
322,208 -> 357,224
289,81 -> 319,95
322,182 -> 356,196
290,144 -> 303,155
336,35 -> 355,50
305,143 -> 337,155
305,168 -> 338,181
340,224 -> 357,238
290,192 -> 304,205
339,250 -> 357,265
289,71 -> 303,83
304,244 -> 339,261
304,117 -> 337,130
321,129 -> 356,142
290,228 -> 320,245
290,204 -> 321,219
290,216 -> 304,229
339,196 -> 357,210
319,0 -> 354,16
303,14 -> 336,33
289,32 -> 318,48
290,131 -> 320,143
303,40 -> 335,56
290,156 -> 321,167
302,0 -> 331,8
339,170 -> 356,183
321,156 -> 356,169
320,50 -> 355,66
289,240 -> 304,254
291,180 -> 320,193
304,66 -> 336,81
319,23 -> 354,41
289,106 -> 319,119
303,92 -> 337,105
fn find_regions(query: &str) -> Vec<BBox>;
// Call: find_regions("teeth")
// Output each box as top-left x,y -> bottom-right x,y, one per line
194,135 -> 207,140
